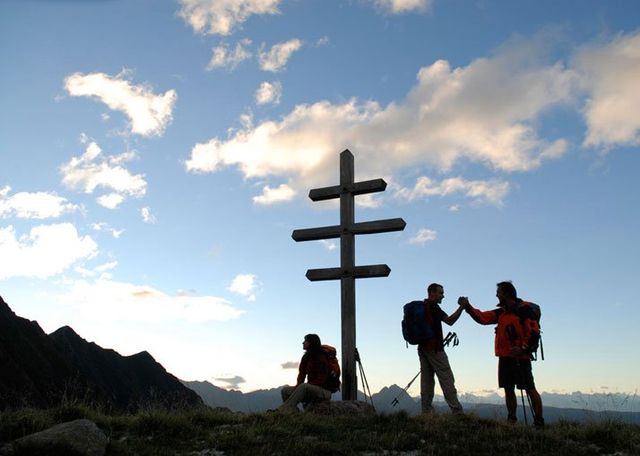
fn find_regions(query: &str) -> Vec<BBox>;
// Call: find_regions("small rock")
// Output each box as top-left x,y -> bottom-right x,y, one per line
12,419 -> 108,456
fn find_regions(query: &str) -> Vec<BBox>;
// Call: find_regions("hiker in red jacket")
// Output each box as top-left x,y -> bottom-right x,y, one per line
459,281 -> 545,426
279,334 -> 338,412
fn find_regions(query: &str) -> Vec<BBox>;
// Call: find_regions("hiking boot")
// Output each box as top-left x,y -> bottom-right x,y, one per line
534,417 -> 545,428
507,414 -> 517,424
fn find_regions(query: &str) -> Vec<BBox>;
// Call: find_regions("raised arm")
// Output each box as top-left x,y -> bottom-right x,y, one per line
443,301 -> 465,326
458,296 -> 499,325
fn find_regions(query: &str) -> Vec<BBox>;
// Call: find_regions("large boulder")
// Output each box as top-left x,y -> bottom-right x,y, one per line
8,419 -> 108,456
306,400 -> 376,416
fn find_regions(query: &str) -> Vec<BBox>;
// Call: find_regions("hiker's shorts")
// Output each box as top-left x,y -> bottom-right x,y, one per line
498,357 -> 536,390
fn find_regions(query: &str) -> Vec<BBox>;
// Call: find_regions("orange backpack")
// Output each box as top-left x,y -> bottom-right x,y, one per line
321,344 -> 341,392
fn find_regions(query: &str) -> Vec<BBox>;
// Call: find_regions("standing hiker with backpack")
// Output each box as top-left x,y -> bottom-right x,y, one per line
459,281 -> 545,427
279,333 -> 341,412
416,283 -> 465,415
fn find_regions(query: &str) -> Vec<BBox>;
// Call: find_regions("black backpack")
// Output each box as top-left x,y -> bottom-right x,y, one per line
401,300 -> 434,345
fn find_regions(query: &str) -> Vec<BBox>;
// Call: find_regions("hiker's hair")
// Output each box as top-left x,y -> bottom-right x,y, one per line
497,281 -> 518,300
304,334 -> 321,348
427,283 -> 443,295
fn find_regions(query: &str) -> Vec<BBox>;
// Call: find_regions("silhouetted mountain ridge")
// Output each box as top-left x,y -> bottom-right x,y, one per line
0,296 -> 202,411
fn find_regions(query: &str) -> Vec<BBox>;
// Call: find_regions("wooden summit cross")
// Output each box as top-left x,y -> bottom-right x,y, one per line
292,149 -> 406,400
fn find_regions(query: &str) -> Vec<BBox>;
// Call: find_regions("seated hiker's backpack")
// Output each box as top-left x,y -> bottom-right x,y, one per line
321,344 -> 341,393
402,300 -> 434,345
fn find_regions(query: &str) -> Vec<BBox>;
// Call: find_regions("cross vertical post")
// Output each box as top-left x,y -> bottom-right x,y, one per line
292,149 -> 406,401
340,151 -> 357,400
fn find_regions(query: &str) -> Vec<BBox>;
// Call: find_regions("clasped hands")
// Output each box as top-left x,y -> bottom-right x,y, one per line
457,296 -> 470,309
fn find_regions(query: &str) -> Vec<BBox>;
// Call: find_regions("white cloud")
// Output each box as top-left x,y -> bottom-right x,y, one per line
178,0 -> 281,36
58,278 -> 244,323
574,32 -> 640,148
64,71 -> 177,137
319,240 -> 337,251
185,38 -> 574,202
369,0 -> 433,14
74,260 -> 118,279
91,222 -> 125,239
394,176 -> 510,206
408,228 -> 437,245
214,375 -> 246,390
255,80 -> 282,105
258,39 -> 303,72
316,36 -> 330,47
252,183 -> 295,205
0,223 -> 98,279
61,141 -> 147,209
141,207 -> 156,224
207,39 -> 253,70
227,273 -> 257,301
0,186 -> 79,219
97,193 -> 125,209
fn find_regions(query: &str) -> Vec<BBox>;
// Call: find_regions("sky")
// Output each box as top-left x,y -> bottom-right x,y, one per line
1,0 -> 639,402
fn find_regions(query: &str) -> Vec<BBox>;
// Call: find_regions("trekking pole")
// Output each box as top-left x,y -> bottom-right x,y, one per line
443,332 -> 459,348
520,388 -> 528,425
391,370 -> 421,407
355,348 -> 376,411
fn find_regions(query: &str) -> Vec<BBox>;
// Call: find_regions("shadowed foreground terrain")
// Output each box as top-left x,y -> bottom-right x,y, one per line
0,404 -> 638,455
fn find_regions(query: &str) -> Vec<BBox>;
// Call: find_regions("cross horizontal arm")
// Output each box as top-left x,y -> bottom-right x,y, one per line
352,218 -> 406,235
309,178 -> 387,201
306,264 -> 391,281
292,225 -> 342,242
292,218 -> 406,242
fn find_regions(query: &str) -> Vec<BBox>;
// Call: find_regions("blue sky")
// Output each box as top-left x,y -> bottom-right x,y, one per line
1,0 -> 639,400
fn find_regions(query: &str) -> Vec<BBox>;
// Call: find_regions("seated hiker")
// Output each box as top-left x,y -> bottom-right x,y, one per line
279,333 -> 340,412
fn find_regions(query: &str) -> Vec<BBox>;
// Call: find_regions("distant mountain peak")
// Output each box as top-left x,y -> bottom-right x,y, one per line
51,325 -> 79,337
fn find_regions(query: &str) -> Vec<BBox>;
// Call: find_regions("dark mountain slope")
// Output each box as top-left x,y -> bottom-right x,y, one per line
0,296 -> 202,411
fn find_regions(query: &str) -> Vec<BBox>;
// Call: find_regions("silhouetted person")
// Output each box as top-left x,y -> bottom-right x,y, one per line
459,281 -> 544,426
279,334 -> 339,412
418,283 -> 465,415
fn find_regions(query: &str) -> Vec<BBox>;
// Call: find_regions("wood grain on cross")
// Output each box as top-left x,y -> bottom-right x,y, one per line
292,149 -> 406,400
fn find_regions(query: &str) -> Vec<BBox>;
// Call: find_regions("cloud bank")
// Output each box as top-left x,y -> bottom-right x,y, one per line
185,38 -> 576,201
